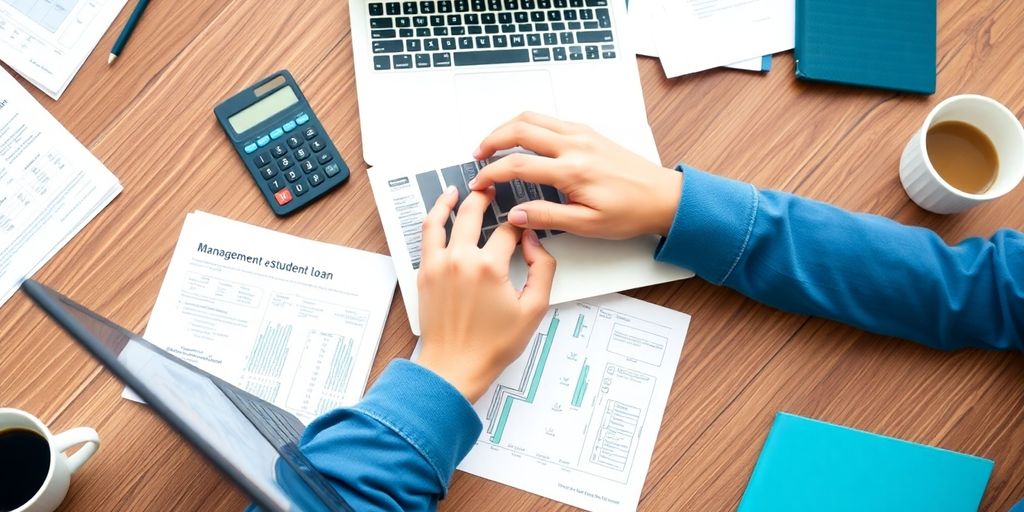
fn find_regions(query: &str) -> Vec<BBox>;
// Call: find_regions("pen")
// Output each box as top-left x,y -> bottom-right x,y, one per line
108,0 -> 151,64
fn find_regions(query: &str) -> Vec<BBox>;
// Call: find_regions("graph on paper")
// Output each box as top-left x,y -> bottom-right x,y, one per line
235,292 -> 372,424
419,293 -> 691,512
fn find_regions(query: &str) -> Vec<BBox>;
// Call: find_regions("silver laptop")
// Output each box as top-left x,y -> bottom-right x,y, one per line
350,0 -> 692,333
350,0 -> 662,165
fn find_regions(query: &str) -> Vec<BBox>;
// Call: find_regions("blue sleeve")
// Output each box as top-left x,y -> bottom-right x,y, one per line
298,360 -> 482,511
655,166 -> 1024,351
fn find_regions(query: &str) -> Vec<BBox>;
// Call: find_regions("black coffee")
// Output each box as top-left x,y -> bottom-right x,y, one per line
0,428 -> 50,511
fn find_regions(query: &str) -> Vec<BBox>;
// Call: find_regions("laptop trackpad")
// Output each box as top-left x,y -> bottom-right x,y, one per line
454,70 -> 558,149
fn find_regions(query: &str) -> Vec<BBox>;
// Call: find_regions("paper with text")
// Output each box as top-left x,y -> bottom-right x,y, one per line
0,0 -> 130,98
0,67 -> 120,306
124,212 -> 397,425
415,293 -> 690,512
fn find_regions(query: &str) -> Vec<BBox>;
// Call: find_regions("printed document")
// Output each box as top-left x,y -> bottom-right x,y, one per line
368,153 -> 692,335
654,0 -> 794,77
124,212 -> 397,425
0,0 -> 130,98
0,67 -> 120,306
415,293 -> 690,512
626,0 -> 765,72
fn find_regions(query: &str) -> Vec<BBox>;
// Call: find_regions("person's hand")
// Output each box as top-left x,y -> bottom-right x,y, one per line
469,112 -> 683,239
415,186 -> 556,403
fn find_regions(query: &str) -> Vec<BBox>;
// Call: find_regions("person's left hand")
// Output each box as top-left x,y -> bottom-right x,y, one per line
415,186 -> 556,402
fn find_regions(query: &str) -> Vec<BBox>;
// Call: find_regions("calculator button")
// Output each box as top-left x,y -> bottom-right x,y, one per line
274,188 -> 293,205
302,127 -> 318,140
243,143 -> 258,154
257,135 -> 271,147
284,169 -> 301,182
259,165 -> 277,179
309,171 -> 326,187
283,121 -> 297,132
278,156 -> 294,170
293,181 -> 309,196
317,152 -> 334,165
268,177 -> 285,192
270,128 -> 285,140
296,113 -> 310,125
300,160 -> 316,173
253,152 -> 272,167
295,146 -> 311,161
324,163 -> 342,177
271,144 -> 288,158
286,135 -> 303,148
310,139 -> 326,152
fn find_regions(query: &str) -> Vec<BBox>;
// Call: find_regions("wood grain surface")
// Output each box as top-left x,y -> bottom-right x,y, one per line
0,0 -> 1021,510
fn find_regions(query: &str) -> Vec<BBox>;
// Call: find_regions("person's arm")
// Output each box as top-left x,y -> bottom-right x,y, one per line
470,112 -> 1024,352
297,186 -> 556,511
297,360 -> 482,511
655,166 -> 1024,351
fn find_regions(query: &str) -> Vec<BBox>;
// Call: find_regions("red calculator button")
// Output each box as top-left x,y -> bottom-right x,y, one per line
274,188 -> 293,205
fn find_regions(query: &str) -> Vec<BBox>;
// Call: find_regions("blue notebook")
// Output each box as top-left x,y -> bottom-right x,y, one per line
739,412 -> 993,512
794,0 -> 936,94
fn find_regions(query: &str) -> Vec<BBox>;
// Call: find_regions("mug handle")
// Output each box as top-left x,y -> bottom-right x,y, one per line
51,427 -> 100,474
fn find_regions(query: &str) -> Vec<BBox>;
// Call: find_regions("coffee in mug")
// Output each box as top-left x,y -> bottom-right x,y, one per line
0,408 -> 99,512
925,120 -> 999,194
0,429 -> 51,511
900,94 -> 1024,214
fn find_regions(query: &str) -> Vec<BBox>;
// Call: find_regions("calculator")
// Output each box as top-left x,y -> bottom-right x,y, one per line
214,70 -> 350,216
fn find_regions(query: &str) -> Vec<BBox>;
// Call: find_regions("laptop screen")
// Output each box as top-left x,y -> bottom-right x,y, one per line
24,281 -> 345,512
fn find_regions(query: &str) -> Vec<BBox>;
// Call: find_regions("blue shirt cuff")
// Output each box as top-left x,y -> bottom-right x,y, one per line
346,360 -> 482,489
655,165 -> 759,285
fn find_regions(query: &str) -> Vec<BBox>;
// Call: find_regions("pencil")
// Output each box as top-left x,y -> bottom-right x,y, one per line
108,0 -> 151,64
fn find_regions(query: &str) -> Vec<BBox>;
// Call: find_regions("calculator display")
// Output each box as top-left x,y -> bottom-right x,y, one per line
228,86 -> 299,134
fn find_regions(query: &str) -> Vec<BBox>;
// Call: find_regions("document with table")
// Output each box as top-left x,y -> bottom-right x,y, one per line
0,67 -> 120,307
0,0 -> 129,98
416,293 -> 691,512
123,212 -> 397,425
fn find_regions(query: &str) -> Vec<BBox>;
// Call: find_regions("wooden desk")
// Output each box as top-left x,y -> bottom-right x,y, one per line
1,0 -> 1022,509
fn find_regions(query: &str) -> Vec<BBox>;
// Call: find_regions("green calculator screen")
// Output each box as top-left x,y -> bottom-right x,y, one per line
228,86 -> 299,134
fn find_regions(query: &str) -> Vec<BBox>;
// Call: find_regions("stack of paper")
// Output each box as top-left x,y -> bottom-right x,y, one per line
0,67 -> 121,306
626,0 -> 795,77
0,0 -> 130,98
125,212 -> 398,425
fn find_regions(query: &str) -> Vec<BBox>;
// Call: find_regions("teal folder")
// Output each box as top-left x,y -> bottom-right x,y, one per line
794,0 -> 936,94
739,412 -> 993,512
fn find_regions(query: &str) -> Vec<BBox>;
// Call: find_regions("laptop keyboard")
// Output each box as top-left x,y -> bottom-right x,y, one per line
368,0 -> 616,70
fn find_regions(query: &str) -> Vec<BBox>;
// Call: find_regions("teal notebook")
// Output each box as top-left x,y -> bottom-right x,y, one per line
739,412 -> 993,512
794,0 -> 936,94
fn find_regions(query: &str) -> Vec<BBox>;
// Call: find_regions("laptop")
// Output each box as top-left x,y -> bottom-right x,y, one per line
21,279 -> 351,512
352,0 -> 693,334
350,0 -> 662,167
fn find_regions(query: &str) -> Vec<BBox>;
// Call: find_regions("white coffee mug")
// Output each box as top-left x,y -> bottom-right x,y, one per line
0,408 -> 99,512
900,94 -> 1024,214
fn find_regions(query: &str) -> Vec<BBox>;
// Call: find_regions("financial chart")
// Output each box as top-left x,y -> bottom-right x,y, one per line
236,292 -> 372,423
436,294 -> 690,512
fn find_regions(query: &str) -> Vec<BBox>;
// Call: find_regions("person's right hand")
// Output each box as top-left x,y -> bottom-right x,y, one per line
469,112 -> 683,240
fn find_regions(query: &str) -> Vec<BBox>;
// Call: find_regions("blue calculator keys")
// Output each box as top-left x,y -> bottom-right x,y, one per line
214,70 -> 350,216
